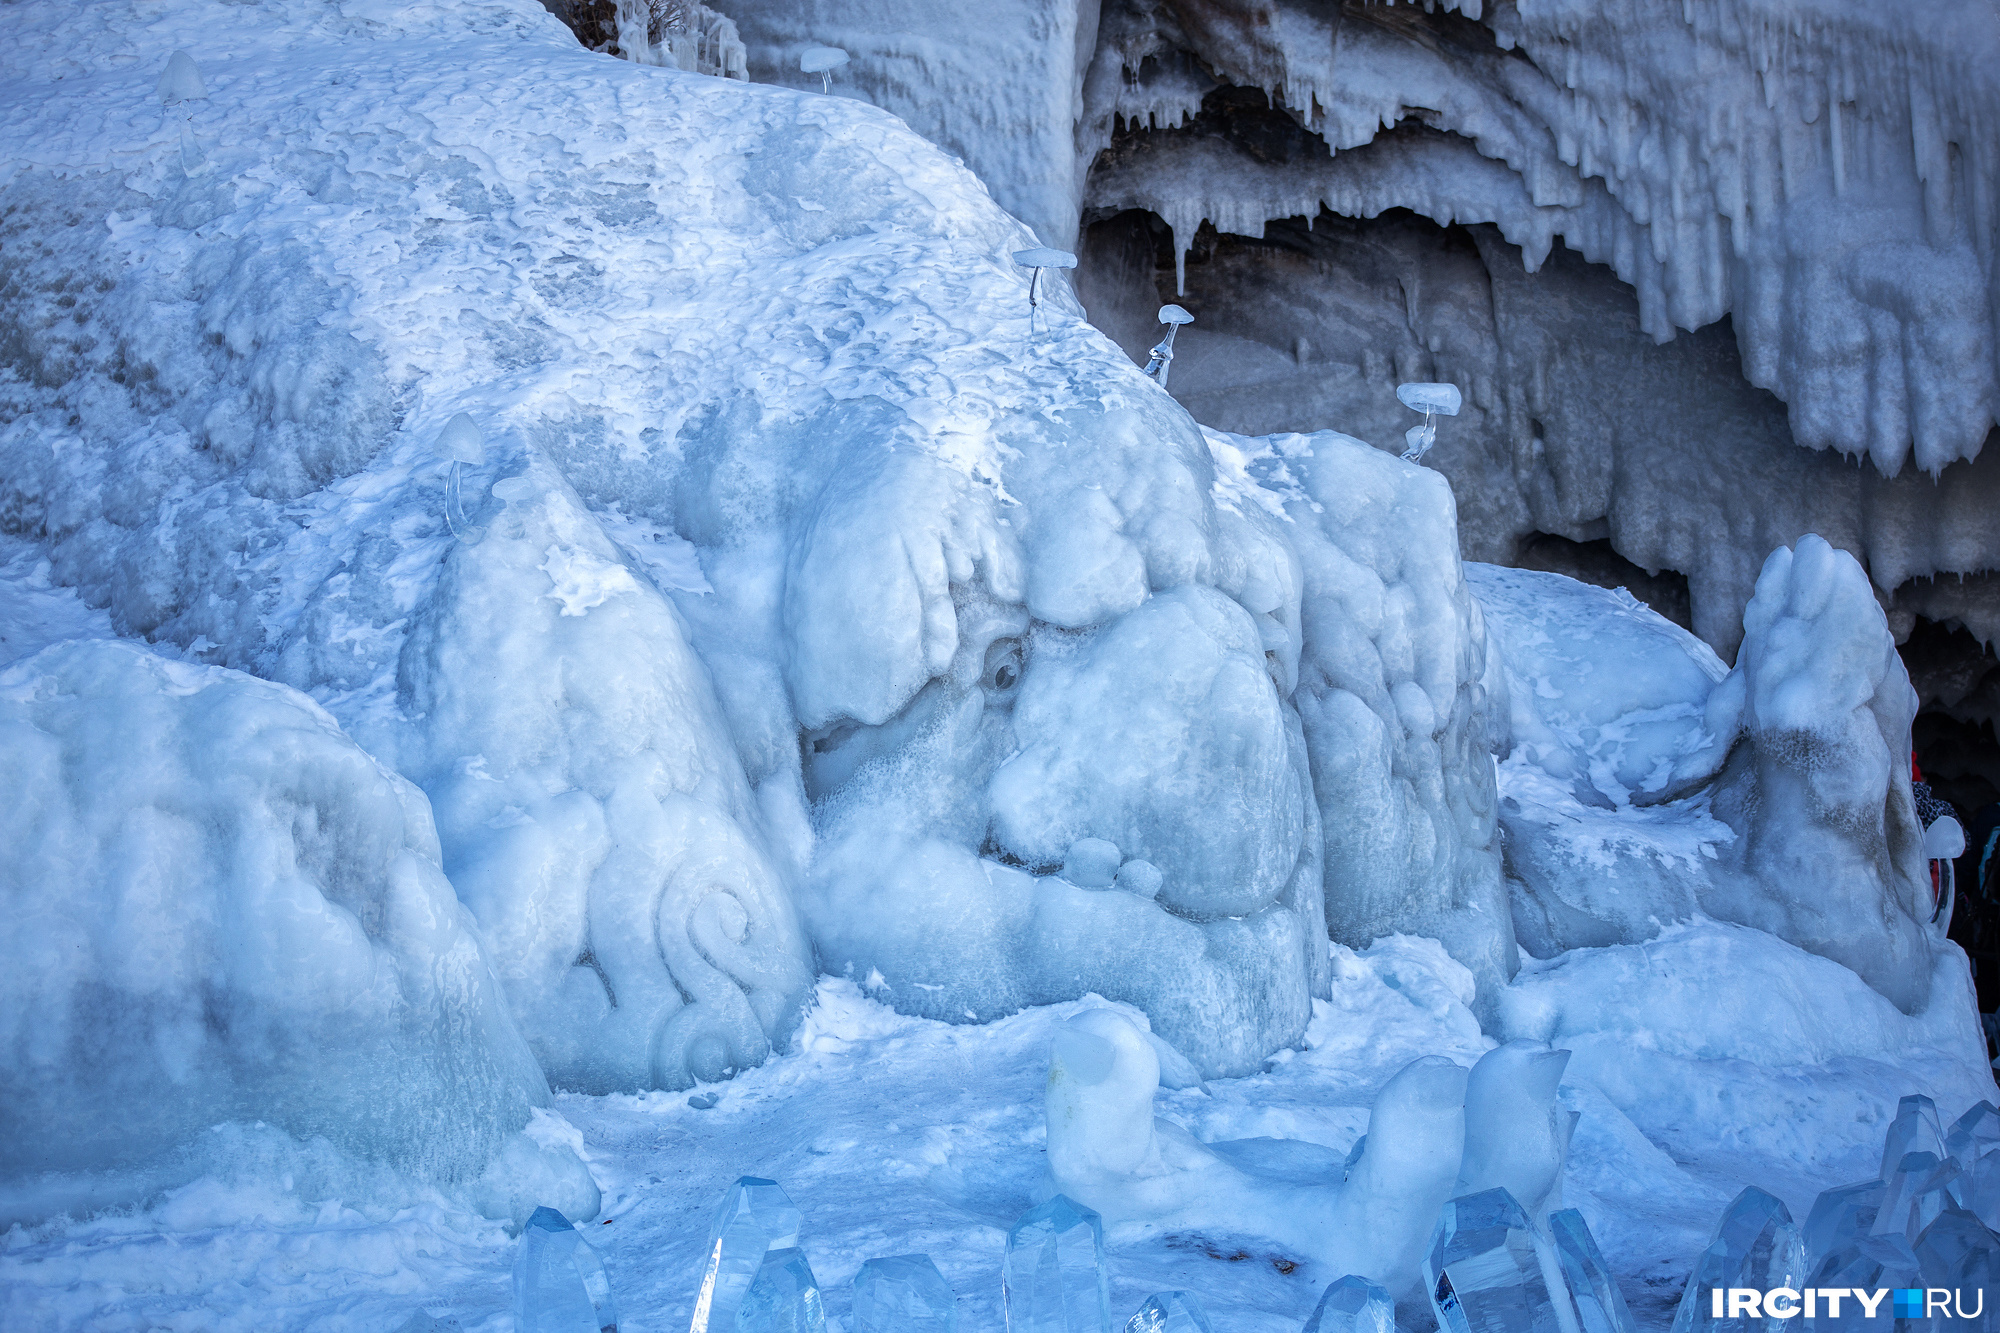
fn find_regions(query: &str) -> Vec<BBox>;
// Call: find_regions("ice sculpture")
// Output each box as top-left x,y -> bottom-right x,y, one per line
852,1255 -> 958,1333
0,641 -> 597,1227
1003,1196 -> 1111,1333
1301,1277 -> 1393,1333
1125,1292 -> 1212,1333
799,45 -> 847,93
1473,538 -> 1941,1013
1667,1188 -> 1802,1333
1801,1180 -> 1885,1272
1883,1094 -> 1947,1180
516,1206 -> 619,1333
1143,305 -> 1193,389
1875,1151 -> 1959,1242
739,1248 -> 826,1333
1043,1007 -> 1558,1297
1395,383 -> 1461,465
1546,1211 -> 1635,1333
692,1178 -> 804,1333
1805,1237 -> 1918,1312
1424,1189 -> 1563,1333
1454,1041 -> 1575,1225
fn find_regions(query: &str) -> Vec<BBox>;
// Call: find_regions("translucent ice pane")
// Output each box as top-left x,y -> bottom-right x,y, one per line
1667,1187 -> 1801,1333
852,1254 -> 958,1333
1425,1188 -> 1564,1333
1003,1195 -> 1110,1333
1546,1211 -> 1636,1333
738,1247 -> 826,1333
515,1206 -> 619,1333
1126,1291 -> 1213,1333
1301,1275 -> 1393,1333
692,1178 -> 805,1333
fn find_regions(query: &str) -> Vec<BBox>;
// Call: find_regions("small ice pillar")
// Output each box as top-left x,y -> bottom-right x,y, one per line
1546,1211 -> 1636,1333
1143,306 -> 1193,390
852,1255 -> 957,1333
514,1206 -> 619,1333
738,1247 -> 826,1333
1012,247 -> 1077,338
157,50 -> 209,176
800,46 -> 848,94
1002,1195 -> 1110,1333
434,412 -> 485,539
1301,1276 -> 1393,1333
691,1177 -> 804,1333
1395,382 -> 1461,464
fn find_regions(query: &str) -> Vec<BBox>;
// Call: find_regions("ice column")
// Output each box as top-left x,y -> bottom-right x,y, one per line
515,1206 -> 619,1333
1546,1211 -> 1636,1333
1301,1276 -> 1394,1333
1003,1196 -> 1111,1333
739,1248 -> 826,1333
1668,1188 -> 1801,1333
692,1178 -> 804,1333
1425,1188 -> 1566,1333
852,1255 -> 958,1333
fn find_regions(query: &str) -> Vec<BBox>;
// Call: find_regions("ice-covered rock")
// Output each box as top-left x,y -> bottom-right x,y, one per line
0,640 -> 594,1226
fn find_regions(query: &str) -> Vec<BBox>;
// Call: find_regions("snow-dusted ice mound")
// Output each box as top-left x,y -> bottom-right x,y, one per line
0,640 -> 596,1227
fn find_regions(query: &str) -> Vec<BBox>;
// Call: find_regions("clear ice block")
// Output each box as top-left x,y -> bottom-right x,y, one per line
1003,1195 -> 1111,1333
1913,1207 -> 2000,1290
1667,1187 -> 1801,1333
1800,1179 -> 1883,1270
853,1254 -> 958,1333
692,1178 -> 805,1333
1804,1234 -> 1919,1329
515,1205 -> 618,1333
1958,1148 -> 2000,1231
1125,1291 -> 1214,1333
1301,1275 -> 1393,1333
738,1247 -> 826,1333
1425,1188 -> 1565,1333
1546,1211 -> 1636,1333
1882,1093 -> 1946,1181
1946,1101 -> 2000,1164
1873,1150 -> 1961,1242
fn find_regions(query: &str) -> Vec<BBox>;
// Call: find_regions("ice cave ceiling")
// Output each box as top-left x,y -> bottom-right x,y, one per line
708,0 -> 2000,815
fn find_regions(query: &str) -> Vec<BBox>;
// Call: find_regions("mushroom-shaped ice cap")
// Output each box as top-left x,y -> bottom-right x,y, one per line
1157,304 -> 1194,325
800,46 -> 849,74
435,412 -> 485,465
1013,247 -> 1078,270
158,51 -> 207,106
1924,815 -> 1966,860
1395,382 -> 1462,416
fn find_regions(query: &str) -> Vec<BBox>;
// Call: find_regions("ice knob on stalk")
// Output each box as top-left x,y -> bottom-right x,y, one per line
1396,383 -> 1462,416
800,46 -> 847,93
1144,307 -> 1193,388
435,412 -> 485,464
157,51 -> 207,105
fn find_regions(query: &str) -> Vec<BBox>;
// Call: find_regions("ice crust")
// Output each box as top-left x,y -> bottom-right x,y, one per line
0,640 -> 595,1225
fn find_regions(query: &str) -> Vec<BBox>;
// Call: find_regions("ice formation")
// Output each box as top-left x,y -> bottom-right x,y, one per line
1003,1195 -> 1111,1333
851,1255 -> 958,1333
515,1205 -> 620,1333
0,640 -> 596,1226
1042,1008 -> 1578,1297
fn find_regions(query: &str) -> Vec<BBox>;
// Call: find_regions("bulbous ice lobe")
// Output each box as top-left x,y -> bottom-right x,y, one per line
988,584 -> 1309,919
0,641 -> 594,1225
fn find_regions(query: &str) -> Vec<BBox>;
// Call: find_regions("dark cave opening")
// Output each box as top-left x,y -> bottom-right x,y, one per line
1511,532 -> 1696,633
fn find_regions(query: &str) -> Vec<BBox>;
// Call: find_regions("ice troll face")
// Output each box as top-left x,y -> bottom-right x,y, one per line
661,382 -> 1331,1079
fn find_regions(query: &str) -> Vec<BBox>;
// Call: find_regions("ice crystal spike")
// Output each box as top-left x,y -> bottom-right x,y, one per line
691,1178 -> 805,1333
1301,1275 -> 1393,1333
1125,1291 -> 1212,1333
1425,1188 -> 1563,1333
738,1247 -> 826,1333
852,1255 -> 958,1333
515,1205 -> 619,1333
1800,1178 -> 1883,1270
1003,1195 -> 1110,1333
1668,1187 -> 1801,1333
1804,1233 -> 1919,1328
1882,1093 -> 1946,1181
1873,1149 -> 1960,1242
1546,1211 -> 1635,1333
1947,1101 -> 2000,1164
1914,1207 -> 2000,1288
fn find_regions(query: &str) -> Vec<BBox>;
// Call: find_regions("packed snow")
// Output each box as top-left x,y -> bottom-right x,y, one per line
0,0 -> 1994,1329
